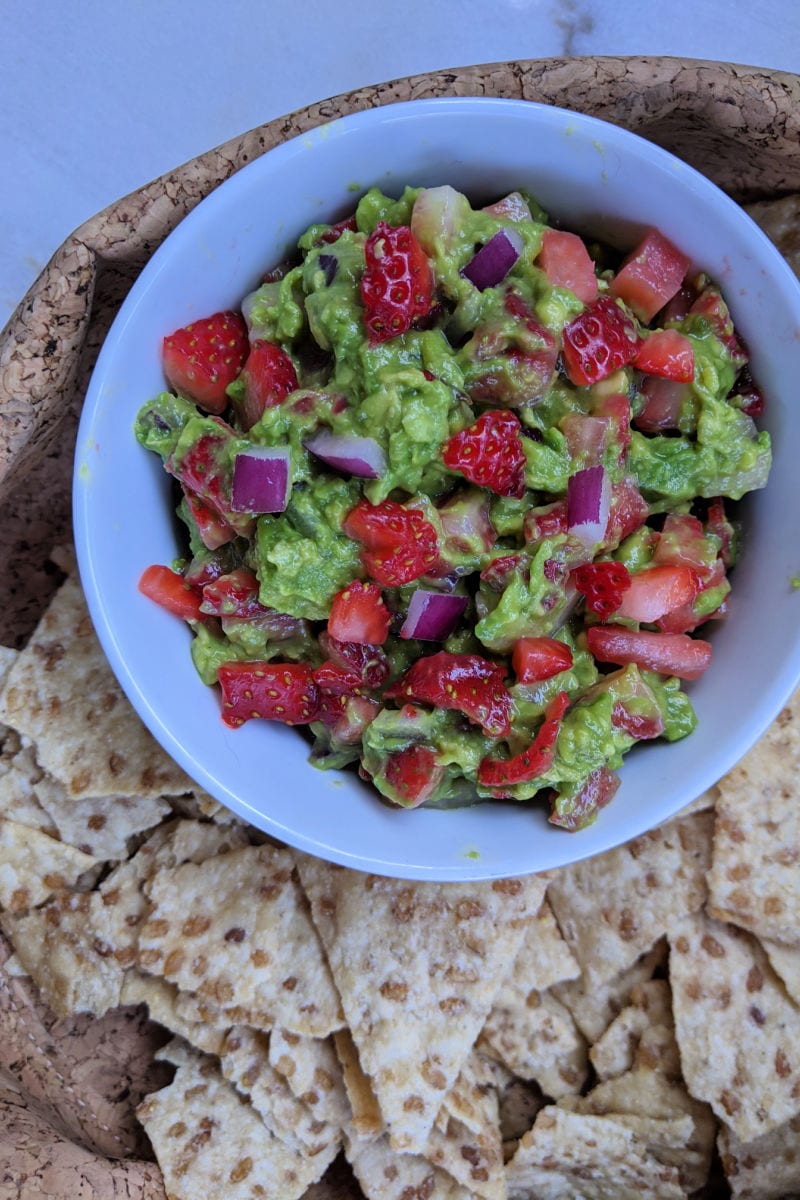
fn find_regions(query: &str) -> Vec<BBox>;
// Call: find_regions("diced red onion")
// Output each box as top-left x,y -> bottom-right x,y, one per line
461,228 -> 524,292
231,447 -> 291,513
318,254 -> 338,286
567,465 -> 610,548
304,431 -> 386,478
399,590 -> 468,641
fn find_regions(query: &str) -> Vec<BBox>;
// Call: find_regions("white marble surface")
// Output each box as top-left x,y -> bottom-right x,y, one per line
2,0 -> 799,321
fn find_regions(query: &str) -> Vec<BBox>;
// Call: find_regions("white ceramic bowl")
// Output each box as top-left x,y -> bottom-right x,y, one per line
74,97 -> 800,880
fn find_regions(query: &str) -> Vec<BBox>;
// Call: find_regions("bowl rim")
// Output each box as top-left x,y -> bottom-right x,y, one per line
73,94 -> 800,880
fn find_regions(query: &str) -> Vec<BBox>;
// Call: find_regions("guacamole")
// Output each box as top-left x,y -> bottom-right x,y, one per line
136,185 -> 771,830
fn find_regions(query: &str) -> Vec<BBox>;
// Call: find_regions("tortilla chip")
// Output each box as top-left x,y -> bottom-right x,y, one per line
138,843 -> 343,1037
0,574 -> 193,798
669,911 -> 800,1142
676,784 -> 719,816
0,817 -> 98,912
120,970 -> 229,1055
296,852 -> 546,1153
0,740 -> 57,834
269,1026 -> 351,1129
33,773 -> 171,859
344,1132 -> 476,1200
718,1112 -> 800,1199
505,1105 -> 684,1199
707,694 -> 800,944
746,194 -> 800,277
137,1042 -> 337,1200
589,980 -> 678,1081
334,1029 -> 385,1141
480,990 -> 588,1098
218,1026 -> 342,1155
1,890 -> 125,1016
551,941 -> 668,1043
491,899 -> 580,1013
547,811 -> 712,986
94,818 -> 250,969
424,1053 -> 504,1200
760,937 -> 800,1006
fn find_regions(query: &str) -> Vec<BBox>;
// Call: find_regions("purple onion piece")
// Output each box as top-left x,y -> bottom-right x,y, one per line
318,254 -> 338,286
399,590 -> 469,641
461,227 -> 524,292
304,431 -> 386,479
231,447 -> 291,513
567,464 -> 610,548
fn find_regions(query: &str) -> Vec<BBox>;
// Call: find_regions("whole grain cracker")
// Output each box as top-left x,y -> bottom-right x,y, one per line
479,990 -> 588,1098
760,937 -> 800,1006
269,1026 -> 351,1129
669,910 -> 800,1142
138,843 -> 343,1036
551,941 -> 668,1043
334,1028 -> 385,1141
33,773 -> 171,859
0,573 -> 194,798
707,691 -> 800,944
137,1041 -> 338,1200
296,851 -> 545,1153
0,817 -> 99,912
589,979 -> 678,1081
0,740 -> 57,834
491,898 -> 580,1011
547,811 -> 712,986
1,890 -> 126,1016
218,1025 -> 342,1155
344,1131 -> 476,1200
505,1105 -> 684,1199
424,1052 -> 505,1200
718,1111 -> 800,1199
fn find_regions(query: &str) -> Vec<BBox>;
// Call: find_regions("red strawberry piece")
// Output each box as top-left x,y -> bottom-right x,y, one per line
138,564 -> 203,622
167,425 -> 255,538
634,329 -> 695,383
609,229 -> 691,324
162,310 -> 248,414
536,229 -> 598,305
384,651 -> 513,738
313,660 -> 366,725
571,561 -> 632,618
217,661 -> 320,727
200,569 -> 268,619
477,691 -> 569,788
512,637 -> 573,683
586,626 -> 712,681
562,296 -> 641,387
233,340 -> 298,430
318,631 -> 390,690
183,489 -> 238,550
343,499 -> 439,587
318,214 -> 358,245
327,581 -> 391,645
548,765 -> 620,830
383,744 -> 444,808
442,409 -> 526,499
360,221 -> 434,344
523,500 -> 569,545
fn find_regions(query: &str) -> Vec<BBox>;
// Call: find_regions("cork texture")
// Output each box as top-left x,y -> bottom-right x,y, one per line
0,56 -> 797,1195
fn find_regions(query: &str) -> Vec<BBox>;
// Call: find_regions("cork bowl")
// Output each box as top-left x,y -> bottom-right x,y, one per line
70,95 -> 800,881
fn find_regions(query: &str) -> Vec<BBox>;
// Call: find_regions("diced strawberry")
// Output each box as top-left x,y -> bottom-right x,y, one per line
232,340 -> 298,430
560,414 -> 608,467
317,214 -> 358,245
571,561 -> 631,618
183,489 -> 238,550
200,569 -> 266,619
548,765 -> 620,830
728,364 -> 765,417
327,581 -> 390,645
360,222 -> 433,344
523,500 -> 569,545
706,498 -> 736,567
586,626 -> 712,680
162,310 -> 248,414
634,377 -> 688,433
343,498 -> 439,587
167,424 -> 254,537
611,701 -> 664,741
610,230 -> 691,324
138,564 -> 203,622
385,651 -> 513,738
383,744 -> 444,808
537,229 -> 598,305
217,661 -> 320,727
442,409 -> 526,499
329,695 -> 381,745
482,192 -> 533,222
512,637 -> 573,683
477,691 -> 569,788
313,660 -> 366,725
613,564 -> 698,623
562,297 -> 641,387
604,478 -> 650,548
464,290 -> 558,406
689,288 -> 747,365
653,514 -> 717,582
635,329 -> 695,383
480,553 -> 528,592
592,393 -> 632,464
656,559 -> 728,634
317,631 -> 390,690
